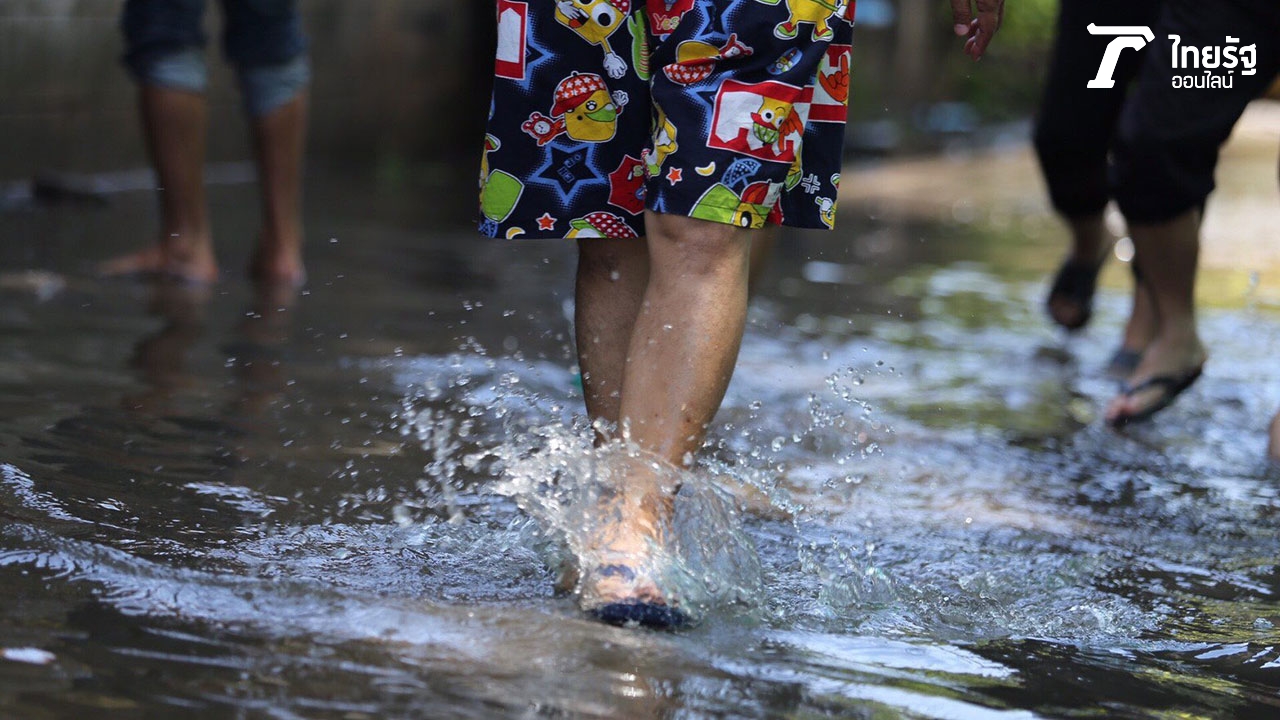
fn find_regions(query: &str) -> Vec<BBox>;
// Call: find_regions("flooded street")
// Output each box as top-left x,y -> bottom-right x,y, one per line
3,109 -> 1280,716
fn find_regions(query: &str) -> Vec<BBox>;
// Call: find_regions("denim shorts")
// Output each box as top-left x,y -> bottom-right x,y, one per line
479,0 -> 856,239
121,0 -> 309,116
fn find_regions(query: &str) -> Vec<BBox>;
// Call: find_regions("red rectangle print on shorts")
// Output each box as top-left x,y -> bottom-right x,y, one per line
708,79 -> 813,165
494,0 -> 529,80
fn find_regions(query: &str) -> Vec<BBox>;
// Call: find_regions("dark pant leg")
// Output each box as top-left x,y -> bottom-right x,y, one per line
1033,0 -> 1162,219
219,0 -> 307,69
219,0 -> 310,116
1112,0 -> 1280,225
120,0 -> 208,78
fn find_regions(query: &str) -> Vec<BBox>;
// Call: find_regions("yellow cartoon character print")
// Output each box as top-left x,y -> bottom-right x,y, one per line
643,102 -> 679,177
750,96 -> 803,155
814,195 -> 836,229
756,0 -> 850,42
565,211 -> 640,239
521,72 -> 629,145
479,134 -> 525,224
691,181 -> 779,229
554,0 -> 632,79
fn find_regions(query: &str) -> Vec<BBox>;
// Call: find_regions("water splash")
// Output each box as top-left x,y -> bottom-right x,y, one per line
494,432 -> 764,622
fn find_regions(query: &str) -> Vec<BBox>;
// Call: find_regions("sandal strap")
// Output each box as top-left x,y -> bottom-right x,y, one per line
1120,368 -> 1202,398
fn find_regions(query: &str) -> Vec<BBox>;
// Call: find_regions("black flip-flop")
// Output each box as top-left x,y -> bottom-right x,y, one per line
1046,257 -> 1105,331
1108,366 -> 1203,427
590,600 -> 688,629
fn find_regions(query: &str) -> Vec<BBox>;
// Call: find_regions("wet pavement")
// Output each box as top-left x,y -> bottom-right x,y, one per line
2,113 -> 1280,718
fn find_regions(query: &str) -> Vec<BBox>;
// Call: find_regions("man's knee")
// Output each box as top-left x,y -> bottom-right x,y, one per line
578,238 -> 646,279
646,213 -> 752,278
238,54 -> 310,117
134,47 -> 209,94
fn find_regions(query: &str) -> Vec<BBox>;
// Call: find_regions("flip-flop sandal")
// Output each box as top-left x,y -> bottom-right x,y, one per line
1108,366 -> 1204,427
580,563 -> 688,630
1046,257 -> 1105,331
590,599 -> 688,629
1105,348 -> 1143,379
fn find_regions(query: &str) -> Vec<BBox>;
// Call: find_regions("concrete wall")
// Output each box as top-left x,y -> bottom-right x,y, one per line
0,0 -> 492,180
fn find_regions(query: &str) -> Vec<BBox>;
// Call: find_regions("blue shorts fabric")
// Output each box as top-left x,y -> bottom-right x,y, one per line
121,0 -> 309,115
480,0 -> 857,239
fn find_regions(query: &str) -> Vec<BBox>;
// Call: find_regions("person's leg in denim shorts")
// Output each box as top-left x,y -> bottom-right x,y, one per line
104,0 -> 311,286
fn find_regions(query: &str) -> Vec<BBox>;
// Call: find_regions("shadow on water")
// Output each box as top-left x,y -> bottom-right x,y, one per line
1,169 -> 1280,718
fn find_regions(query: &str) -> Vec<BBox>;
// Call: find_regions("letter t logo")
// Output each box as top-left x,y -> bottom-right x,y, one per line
1086,24 -> 1156,89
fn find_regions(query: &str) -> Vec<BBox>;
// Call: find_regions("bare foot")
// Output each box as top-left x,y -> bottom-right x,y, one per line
99,238 -> 219,285
575,453 -> 683,626
1268,411 -> 1280,462
1105,330 -> 1206,426
577,505 -> 668,608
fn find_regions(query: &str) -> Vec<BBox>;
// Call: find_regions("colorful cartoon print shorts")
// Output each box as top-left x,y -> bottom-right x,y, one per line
479,0 -> 856,239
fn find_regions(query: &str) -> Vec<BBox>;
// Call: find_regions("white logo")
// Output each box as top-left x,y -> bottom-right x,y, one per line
1086,24 -> 1260,90
1170,34 -> 1257,89
1086,24 -> 1154,89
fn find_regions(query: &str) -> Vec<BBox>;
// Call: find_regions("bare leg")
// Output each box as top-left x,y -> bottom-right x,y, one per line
1269,411 -> 1280,462
748,227 -> 777,294
1065,213 -> 1110,265
580,212 -> 753,610
1106,263 -> 1160,378
1119,267 -> 1159,354
619,212 -> 752,465
1047,212 -> 1113,329
100,86 -> 218,283
1106,210 -> 1206,423
248,94 -> 308,286
576,237 -> 649,430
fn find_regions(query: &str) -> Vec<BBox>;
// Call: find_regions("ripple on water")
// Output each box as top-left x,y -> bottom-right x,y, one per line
3,258 -> 1280,717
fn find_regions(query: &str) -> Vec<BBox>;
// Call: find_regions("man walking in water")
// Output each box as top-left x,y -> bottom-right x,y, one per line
101,0 -> 310,287
482,0 -> 1005,627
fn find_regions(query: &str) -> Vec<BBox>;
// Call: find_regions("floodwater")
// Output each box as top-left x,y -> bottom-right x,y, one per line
2,147 -> 1280,719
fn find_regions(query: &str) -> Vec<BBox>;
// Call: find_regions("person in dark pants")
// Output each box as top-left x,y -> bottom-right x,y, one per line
1034,0 -> 1274,422
1034,0 -> 1161,374
101,0 -> 310,286
1104,0 -> 1279,425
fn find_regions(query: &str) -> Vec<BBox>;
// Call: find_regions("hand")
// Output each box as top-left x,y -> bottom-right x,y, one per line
818,51 -> 850,105
603,52 -> 627,79
950,0 -> 1004,60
